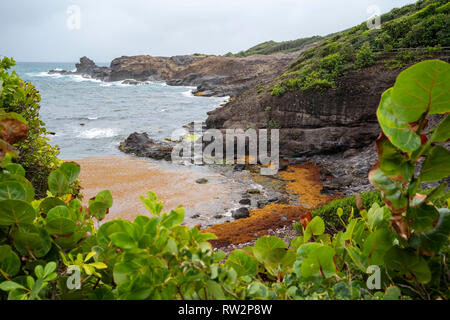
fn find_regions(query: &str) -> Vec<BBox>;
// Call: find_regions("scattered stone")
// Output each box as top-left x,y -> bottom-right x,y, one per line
279,161 -> 288,171
214,214 -> 224,219
239,198 -> 251,205
279,214 -> 288,222
195,178 -> 209,184
191,214 -> 200,219
232,207 -> 250,220
257,200 -> 268,209
268,196 -> 279,203
247,188 -> 261,195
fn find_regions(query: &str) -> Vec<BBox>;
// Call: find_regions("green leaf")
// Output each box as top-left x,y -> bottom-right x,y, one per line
109,232 -> 136,249
362,229 -> 394,265
390,60 -> 450,122
304,216 -> 325,242
253,236 -> 287,265
383,286 -> 402,300
431,115 -> 450,142
13,224 -> 44,252
377,89 -> 421,152
367,203 -> 384,230
0,281 -> 26,291
58,162 -> 80,184
39,197 -> 66,214
48,170 -> 69,195
411,208 -> 450,253
225,250 -> 259,277
0,199 -> 36,226
376,135 -> 414,181
369,167 -> 408,213
0,181 -> 27,201
406,202 -> 440,232
384,247 -> 431,284
420,145 -> 450,182
3,163 -> 25,177
0,245 -> 21,280
296,243 -> 336,278
45,218 -> 76,236
160,207 -> 184,229
206,280 -> 225,299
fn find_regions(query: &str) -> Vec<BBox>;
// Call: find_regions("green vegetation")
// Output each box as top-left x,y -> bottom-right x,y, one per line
270,0 -> 449,95
0,60 -> 448,300
0,57 -> 60,198
227,36 -> 322,57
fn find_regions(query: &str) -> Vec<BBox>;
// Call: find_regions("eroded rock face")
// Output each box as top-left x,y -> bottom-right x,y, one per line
205,62 -> 406,157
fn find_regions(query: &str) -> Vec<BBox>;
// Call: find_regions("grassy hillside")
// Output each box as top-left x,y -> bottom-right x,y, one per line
224,36 -> 322,57
268,0 -> 450,96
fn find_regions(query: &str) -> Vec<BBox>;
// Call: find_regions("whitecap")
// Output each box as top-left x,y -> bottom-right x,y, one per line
182,90 -> 193,98
77,128 -> 118,139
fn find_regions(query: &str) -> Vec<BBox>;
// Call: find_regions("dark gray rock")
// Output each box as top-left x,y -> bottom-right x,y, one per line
232,207 -> 250,219
195,178 -> 208,184
239,198 -> 251,205
119,132 -> 173,161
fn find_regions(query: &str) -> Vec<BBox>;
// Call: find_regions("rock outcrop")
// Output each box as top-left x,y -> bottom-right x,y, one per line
48,49 -> 316,97
205,61 -> 412,157
119,132 -> 173,161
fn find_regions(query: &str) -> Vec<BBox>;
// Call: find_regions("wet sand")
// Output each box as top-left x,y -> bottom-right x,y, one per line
75,156 -> 249,226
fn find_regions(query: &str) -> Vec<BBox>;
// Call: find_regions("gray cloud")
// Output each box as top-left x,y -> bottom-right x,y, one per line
0,0 -> 416,63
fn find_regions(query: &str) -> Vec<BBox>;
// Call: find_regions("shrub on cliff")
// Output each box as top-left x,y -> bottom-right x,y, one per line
0,57 -> 60,198
270,0 -> 449,95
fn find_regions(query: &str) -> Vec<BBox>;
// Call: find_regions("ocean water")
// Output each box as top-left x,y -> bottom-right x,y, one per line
13,62 -> 229,160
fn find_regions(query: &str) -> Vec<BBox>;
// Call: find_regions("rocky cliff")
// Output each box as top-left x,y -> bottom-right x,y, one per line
49,49 -> 316,97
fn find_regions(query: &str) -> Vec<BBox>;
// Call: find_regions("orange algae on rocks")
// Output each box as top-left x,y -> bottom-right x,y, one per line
204,163 -> 333,247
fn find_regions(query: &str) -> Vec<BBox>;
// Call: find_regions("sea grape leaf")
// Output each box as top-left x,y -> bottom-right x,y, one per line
39,197 -> 67,214
376,134 -> 414,182
3,163 -> 25,177
58,162 -> 80,184
377,89 -> 421,152
431,115 -> 450,142
384,246 -> 431,284
406,202 -> 440,233
410,208 -> 450,254
0,199 -> 36,226
0,181 -> 27,201
369,166 -> 408,213
225,249 -> 258,277
420,145 -> 450,182
390,60 -> 450,122
296,243 -> 336,279
48,170 -> 69,195
362,229 -> 394,265
253,236 -> 287,265
0,245 -> 20,280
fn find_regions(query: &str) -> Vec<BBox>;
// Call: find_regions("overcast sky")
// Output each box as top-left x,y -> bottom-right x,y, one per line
0,0 -> 416,63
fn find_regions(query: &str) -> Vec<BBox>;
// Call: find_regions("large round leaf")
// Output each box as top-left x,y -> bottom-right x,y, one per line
45,218 -> 77,236
13,224 -> 43,253
0,181 -> 27,201
296,243 -> 336,279
48,170 -> 69,195
391,60 -> 450,122
253,236 -> 287,265
377,89 -> 421,152
59,162 -> 81,184
39,197 -> 67,214
0,245 -> 20,280
384,246 -> 431,284
225,249 -> 259,277
420,145 -> 450,182
0,199 -> 36,226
